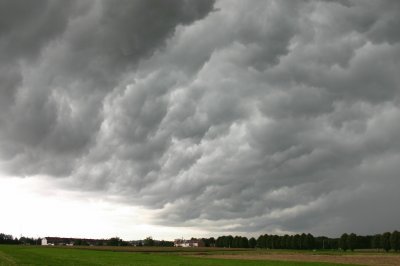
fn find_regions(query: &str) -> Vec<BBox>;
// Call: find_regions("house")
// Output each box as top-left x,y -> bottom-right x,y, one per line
174,238 -> 204,247
41,238 -> 48,245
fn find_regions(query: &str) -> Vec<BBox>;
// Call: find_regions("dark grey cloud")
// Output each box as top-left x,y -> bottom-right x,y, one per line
0,0 -> 74,60
0,0 -> 215,176
1,0 -> 400,237
0,0 -> 75,115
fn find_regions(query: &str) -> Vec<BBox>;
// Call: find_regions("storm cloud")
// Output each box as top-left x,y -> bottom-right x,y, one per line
1,0 -> 400,236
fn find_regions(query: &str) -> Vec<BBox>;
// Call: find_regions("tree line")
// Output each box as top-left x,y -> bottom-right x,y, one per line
339,231 -> 400,251
0,233 -> 20,244
0,233 -> 39,245
138,236 -> 174,247
210,230 -> 400,251
1,231 -> 399,251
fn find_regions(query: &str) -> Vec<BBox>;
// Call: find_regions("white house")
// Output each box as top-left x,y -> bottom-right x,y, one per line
174,239 -> 204,247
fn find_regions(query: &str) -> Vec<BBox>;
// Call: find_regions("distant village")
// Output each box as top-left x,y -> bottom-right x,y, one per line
40,236 -> 207,247
0,233 -> 213,248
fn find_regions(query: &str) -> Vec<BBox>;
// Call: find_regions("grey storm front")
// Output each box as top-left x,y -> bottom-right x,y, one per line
0,0 -> 400,238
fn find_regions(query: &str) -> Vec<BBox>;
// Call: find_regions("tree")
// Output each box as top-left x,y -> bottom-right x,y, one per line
282,235 -> 289,249
292,234 -> 300,249
0,233 -> 19,244
232,236 -> 239,248
249,237 -> 257,248
256,235 -> 265,248
216,236 -> 224,247
265,234 -> 272,249
356,235 -> 371,249
241,237 -> 249,248
143,237 -> 155,246
216,235 -> 234,248
372,234 -> 381,249
272,235 -> 280,249
287,235 -> 294,249
108,237 -> 124,246
209,237 -> 216,247
158,240 -> 173,247
306,234 -> 315,250
381,232 -> 391,252
339,233 -> 348,251
347,233 -> 357,251
390,231 -> 400,252
300,233 -> 307,249
226,235 -> 233,248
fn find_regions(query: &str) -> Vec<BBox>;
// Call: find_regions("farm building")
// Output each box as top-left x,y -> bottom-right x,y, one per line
41,237 -> 107,246
174,239 -> 205,247
41,237 -> 73,246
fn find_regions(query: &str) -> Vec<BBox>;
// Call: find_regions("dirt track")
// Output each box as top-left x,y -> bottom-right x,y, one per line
191,253 -> 400,266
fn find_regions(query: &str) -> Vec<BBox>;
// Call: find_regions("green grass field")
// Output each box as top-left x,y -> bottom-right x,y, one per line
0,245 -> 358,266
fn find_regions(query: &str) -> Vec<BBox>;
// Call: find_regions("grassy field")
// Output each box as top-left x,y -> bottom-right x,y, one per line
0,245 -> 358,266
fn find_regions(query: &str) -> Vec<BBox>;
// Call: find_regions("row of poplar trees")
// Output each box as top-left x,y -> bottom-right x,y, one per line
214,230 -> 400,251
339,231 -> 400,251
216,233 -> 317,249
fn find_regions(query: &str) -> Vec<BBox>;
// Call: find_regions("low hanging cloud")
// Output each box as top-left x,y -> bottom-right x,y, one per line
1,0 -> 400,236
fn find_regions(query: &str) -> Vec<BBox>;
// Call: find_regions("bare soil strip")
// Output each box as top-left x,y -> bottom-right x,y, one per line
191,253 -> 400,266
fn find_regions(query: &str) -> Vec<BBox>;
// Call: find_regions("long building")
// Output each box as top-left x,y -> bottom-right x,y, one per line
41,237 -> 107,246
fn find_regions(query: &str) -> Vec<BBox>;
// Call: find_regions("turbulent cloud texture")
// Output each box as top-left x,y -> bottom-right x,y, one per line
1,0 -> 400,236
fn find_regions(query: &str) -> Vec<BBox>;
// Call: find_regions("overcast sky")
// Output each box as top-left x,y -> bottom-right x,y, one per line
1,0 -> 400,240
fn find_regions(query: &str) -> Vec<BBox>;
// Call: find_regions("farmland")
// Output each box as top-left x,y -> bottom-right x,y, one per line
1,245 -> 400,266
